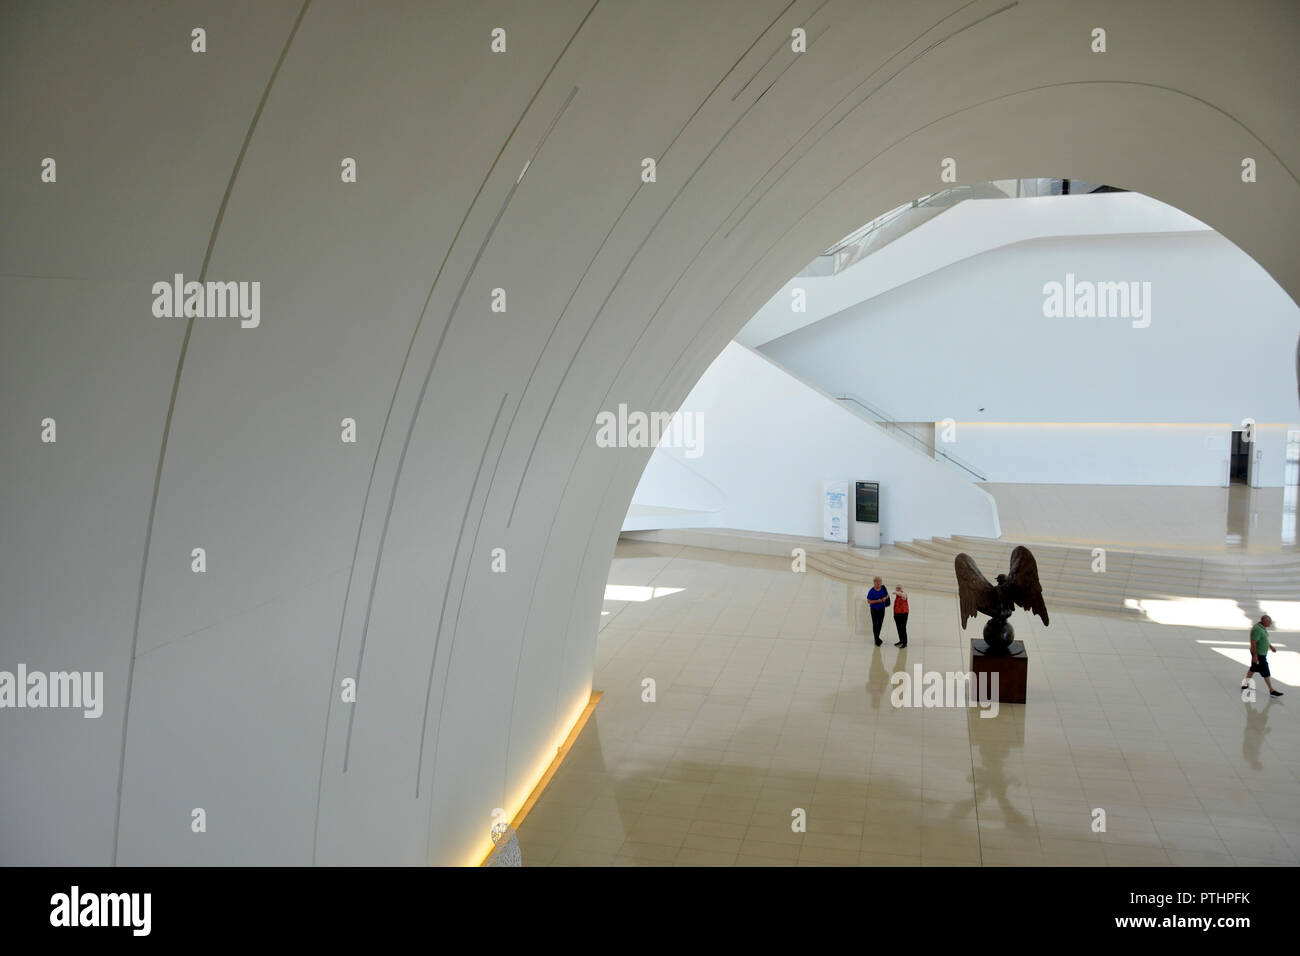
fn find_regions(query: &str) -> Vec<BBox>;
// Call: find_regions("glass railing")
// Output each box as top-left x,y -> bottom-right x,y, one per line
835,392 -> 988,482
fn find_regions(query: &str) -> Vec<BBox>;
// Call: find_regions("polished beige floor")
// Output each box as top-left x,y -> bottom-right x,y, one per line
516,539 -> 1300,867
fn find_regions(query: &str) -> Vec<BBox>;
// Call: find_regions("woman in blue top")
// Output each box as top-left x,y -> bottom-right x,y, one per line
866,576 -> 889,646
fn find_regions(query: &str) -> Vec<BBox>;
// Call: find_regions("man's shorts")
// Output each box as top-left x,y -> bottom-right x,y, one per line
1249,655 -> 1271,678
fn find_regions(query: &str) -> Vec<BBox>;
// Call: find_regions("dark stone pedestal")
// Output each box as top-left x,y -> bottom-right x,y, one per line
971,639 -> 1028,704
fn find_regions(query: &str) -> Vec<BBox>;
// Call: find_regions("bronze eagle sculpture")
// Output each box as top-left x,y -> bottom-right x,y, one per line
954,546 -> 1049,655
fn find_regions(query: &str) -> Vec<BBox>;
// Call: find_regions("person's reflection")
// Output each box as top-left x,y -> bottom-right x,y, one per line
1242,695 -> 1277,771
867,645 -> 890,709
867,646 -> 910,709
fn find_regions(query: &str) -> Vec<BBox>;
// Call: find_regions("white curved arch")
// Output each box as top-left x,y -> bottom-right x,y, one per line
1,0 -> 1297,866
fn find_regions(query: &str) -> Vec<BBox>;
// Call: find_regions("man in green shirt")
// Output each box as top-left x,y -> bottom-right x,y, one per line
1242,614 -> 1283,697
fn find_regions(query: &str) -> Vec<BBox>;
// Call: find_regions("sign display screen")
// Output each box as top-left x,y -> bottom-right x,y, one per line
855,481 -> 879,524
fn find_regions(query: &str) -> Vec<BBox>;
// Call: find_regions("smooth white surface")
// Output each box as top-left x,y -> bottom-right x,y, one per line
2,0 -> 1298,866
854,519 -> 882,549
738,192 -> 1213,347
763,232 -> 1300,486
982,482 -> 1299,554
627,344 -> 1000,543
623,445 -> 725,520
935,423 -> 1290,487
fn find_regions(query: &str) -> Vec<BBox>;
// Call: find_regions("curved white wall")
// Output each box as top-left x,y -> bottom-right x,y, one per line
739,192 -> 1214,348
626,343 -> 1001,542
761,231 -> 1300,485
2,0 -> 1298,865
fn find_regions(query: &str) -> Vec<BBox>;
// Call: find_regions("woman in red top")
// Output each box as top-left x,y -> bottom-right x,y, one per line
892,585 -> 910,648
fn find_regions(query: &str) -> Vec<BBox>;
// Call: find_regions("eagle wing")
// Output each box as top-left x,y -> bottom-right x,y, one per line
1004,545 -> 1049,626
954,553 -> 997,630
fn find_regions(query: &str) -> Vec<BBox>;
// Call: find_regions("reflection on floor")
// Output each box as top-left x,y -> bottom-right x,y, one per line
516,540 -> 1300,866
985,483 -> 1297,554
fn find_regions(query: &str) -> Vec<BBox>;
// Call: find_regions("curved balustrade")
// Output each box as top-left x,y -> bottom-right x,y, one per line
799,178 -> 1124,277
835,392 -> 988,481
